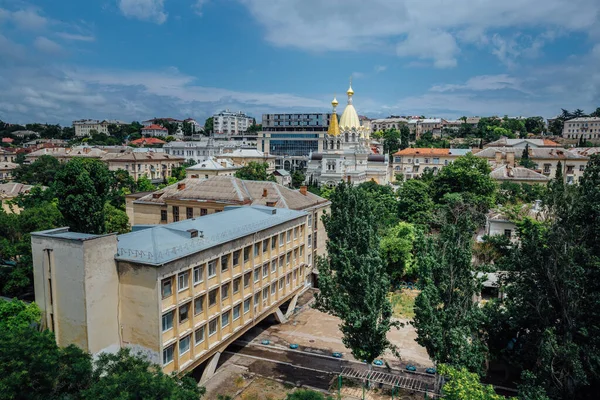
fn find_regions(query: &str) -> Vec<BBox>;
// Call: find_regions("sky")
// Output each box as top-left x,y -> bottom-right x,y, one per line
0,0 -> 599,125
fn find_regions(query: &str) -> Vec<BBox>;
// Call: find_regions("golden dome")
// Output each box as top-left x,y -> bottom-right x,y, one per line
332,96 -> 339,107
347,84 -> 354,96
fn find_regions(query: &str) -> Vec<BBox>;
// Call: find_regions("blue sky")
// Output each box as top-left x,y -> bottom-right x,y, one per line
0,0 -> 599,125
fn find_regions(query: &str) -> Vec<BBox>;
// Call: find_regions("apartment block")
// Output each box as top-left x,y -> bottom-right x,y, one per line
32,206 -> 310,376
392,148 -> 471,180
213,110 -> 254,136
562,117 -> 600,139
73,119 -> 128,137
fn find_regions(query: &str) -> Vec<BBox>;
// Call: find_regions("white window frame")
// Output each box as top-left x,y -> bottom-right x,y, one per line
162,345 -> 174,365
193,265 -> 204,285
233,304 -> 241,321
244,298 -> 251,314
221,311 -> 230,328
179,335 -> 190,355
178,271 -> 189,292
161,278 -> 172,298
208,260 -> 217,278
162,311 -> 174,332
208,318 -> 217,337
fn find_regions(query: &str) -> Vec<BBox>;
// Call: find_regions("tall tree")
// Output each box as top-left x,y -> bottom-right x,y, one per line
204,117 -> 214,134
315,183 -> 397,365
397,179 -> 434,226
53,158 -> 114,234
234,162 -> 275,182
12,155 -> 63,186
382,128 -> 401,156
182,121 -> 193,136
525,117 -> 545,134
380,222 -> 416,283
104,203 -> 130,234
519,144 -> 536,169
400,125 -> 410,150
590,107 -> 600,118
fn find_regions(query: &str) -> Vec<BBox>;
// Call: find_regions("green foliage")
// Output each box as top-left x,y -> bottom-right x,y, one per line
439,365 -> 511,400
496,181 -> 546,205
246,122 -> 262,134
357,181 -> 398,229
54,158 -> 114,234
315,183 -> 397,364
380,222 -> 416,282
204,117 -> 214,134
397,179 -> 434,226
234,162 -> 275,182
291,170 -> 305,188
381,128 -> 401,156
400,125 -> 410,150
104,203 -> 130,234
0,299 -> 41,331
12,155 -> 62,186
415,131 -> 450,148
519,144 -> 536,169
182,121 -> 193,136
524,117 -> 545,134
285,389 -> 333,400
136,175 -> 156,192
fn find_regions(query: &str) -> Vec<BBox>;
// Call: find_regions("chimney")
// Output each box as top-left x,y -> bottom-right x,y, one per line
266,200 -> 277,207
300,185 -> 307,196
83,147 -> 90,154
507,152 -> 515,166
177,182 -> 186,190
495,152 -> 502,165
262,188 -> 268,197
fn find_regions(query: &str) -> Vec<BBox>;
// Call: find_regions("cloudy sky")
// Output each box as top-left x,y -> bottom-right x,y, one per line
0,0 -> 599,125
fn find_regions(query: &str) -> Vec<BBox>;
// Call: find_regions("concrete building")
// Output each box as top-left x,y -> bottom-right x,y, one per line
217,149 -> 276,173
73,119 -> 128,137
258,113 -> 330,158
474,147 -> 588,184
0,161 -> 18,181
125,176 -> 329,263
213,110 -> 254,136
490,165 -> 551,185
485,138 -> 561,148
0,183 -> 44,214
486,202 -> 544,241
371,118 -> 408,132
0,148 -> 17,163
141,124 -> 169,138
26,146 -> 107,163
32,206 -> 312,376
185,157 -> 241,179
11,130 -> 40,139
272,169 -> 291,187
562,117 -> 600,139
101,152 -> 185,181
392,148 -> 471,180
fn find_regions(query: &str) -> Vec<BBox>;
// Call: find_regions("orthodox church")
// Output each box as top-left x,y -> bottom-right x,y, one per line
306,81 -> 389,187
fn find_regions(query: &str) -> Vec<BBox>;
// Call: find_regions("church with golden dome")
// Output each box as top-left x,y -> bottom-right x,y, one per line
306,80 -> 389,186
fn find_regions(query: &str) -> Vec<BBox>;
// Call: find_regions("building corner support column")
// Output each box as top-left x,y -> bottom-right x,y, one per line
199,351 -> 221,384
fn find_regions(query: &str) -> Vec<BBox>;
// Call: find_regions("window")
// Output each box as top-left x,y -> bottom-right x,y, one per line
233,250 -> 240,266
262,288 -> 269,304
308,234 -> 312,248
161,278 -> 172,298
286,273 -> 291,285
179,335 -> 190,355
544,164 -> 551,174
161,210 -> 167,222
293,270 -> 298,280
244,246 -> 250,262
263,263 -> 269,278
173,206 -> 179,222
186,207 -> 193,219
293,249 -> 298,263
178,271 -> 189,291
195,326 -> 205,344
163,345 -> 174,365
179,302 -> 190,323
208,260 -> 217,278
271,260 -> 277,273
504,229 -> 512,238
193,265 -> 204,285
424,158 -> 430,164
233,277 -> 241,294
209,289 -> 218,307
294,227 -> 298,239
233,304 -> 241,320
221,311 -> 230,327
271,236 -> 277,249
279,278 -> 284,290
244,298 -> 251,313
162,311 -> 174,332
279,233 -> 284,246
254,243 -> 260,257
263,239 -> 269,252
271,283 -> 276,295
313,232 -> 318,249
208,318 -> 217,336
286,252 -> 291,265
200,208 -> 207,216
244,272 -> 251,288
580,165 -> 585,172
308,254 -> 312,266
194,295 -> 205,315
287,230 -> 291,243
221,254 -> 229,272
254,293 -> 260,310
254,268 -> 260,282
221,283 -> 230,300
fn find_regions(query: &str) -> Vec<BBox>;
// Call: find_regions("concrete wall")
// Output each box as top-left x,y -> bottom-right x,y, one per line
487,220 -> 517,239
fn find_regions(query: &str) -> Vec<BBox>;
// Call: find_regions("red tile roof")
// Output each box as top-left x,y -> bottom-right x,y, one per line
543,139 -> 560,146
131,138 -> 166,145
2,138 -> 14,143
393,148 -> 450,156
141,124 -> 168,131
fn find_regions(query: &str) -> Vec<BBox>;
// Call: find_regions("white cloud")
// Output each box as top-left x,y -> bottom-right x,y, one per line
351,72 -> 365,79
374,65 -> 387,73
118,0 -> 167,24
11,7 -> 48,30
33,36 -> 62,54
239,0 -> 600,68
192,0 -> 208,16
430,74 -> 525,93
55,32 -> 95,42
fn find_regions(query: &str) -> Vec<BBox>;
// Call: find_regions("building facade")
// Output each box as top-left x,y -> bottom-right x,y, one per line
217,149 -> 276,173
213,110 -> 254,136
371,118 -> 408,132
0,161 -> 18,181
32,206 -> 311,376
185,157 -> 241,179
392,148 -> 471,180
562,117 -> 600,139
141,124 -> 169,137
102,152 -> 185,181
73,120 -> 128,137
258,113 -> 330,157
26,146 -> 107,163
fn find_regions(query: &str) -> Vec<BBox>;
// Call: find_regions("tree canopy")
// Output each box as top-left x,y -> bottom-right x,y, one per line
234,162 -> 276,182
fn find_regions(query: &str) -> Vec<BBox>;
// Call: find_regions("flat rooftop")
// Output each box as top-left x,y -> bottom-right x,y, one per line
116,205 -> 306,265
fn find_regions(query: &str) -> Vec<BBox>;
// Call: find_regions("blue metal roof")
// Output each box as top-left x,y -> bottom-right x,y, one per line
116,206 -> 306,265
449,149 -> 472,156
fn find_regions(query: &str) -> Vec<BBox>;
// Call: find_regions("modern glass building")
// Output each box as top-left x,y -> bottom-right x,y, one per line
258,114 -> 331,157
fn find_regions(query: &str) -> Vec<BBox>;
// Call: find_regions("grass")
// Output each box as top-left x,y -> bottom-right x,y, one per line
389,290 -> 418,319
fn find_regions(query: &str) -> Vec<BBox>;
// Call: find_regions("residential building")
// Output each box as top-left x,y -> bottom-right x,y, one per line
11,130 -> 40,138
0,161 -> 18,181
0,183 -> 44,214
73,119 -> 128,137
101,152 -> 185,181
407,118 -> 444,138
2,138 -> 14,144
217,149 -> 276,173
22,138 -> 68,149
371,117 -> 408,132
125,176 -> 329,263
0,148 -> 17,162
568,147 -> 600,157
130,138 -> 166,146
485,202 -> 544,241
213,110 -> 254,136
32,206 -> 311,376
141,124 -> 169,137
272,169 -> 291,187
485,138 -> 561,148
26,146 -> 107,163
490,165 -> 550,185
305,83 -> 389,186
392,148 -> 471,180
163,138 -> 255,164
258,113 -> 330,158
474,147 -> 588,184
185,157 -> 241,179
562,117 -> 600,139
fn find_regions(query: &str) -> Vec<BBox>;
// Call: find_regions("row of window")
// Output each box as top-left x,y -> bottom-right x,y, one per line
393,157 -> 448,165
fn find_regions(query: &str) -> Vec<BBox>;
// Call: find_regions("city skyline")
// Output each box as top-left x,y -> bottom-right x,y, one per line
0,0 -> 599,125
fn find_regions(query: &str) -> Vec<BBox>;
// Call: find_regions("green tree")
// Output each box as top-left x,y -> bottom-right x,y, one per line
136,175 -> 156,192
380,222 -> 416,283
286,389 -> 333,400
525,117 -> 545,134
519,144 -> 536,169
397,179 -> 434,226
382,129 -> 401,156
357,181 -> 398,229
439,365 -> 511,400
54,158 -> 114,234
590,107 -> 600,118
400,125 -> 410,150
234,162 -> 276,182
182,121 -> 193,136
82,348 -> 204,400
291,170 -> 305,188
12,155 -> 63,186
104,203 -> 130,234
0,299 -> 41,331
548,119 -> 564,136
315,183 -> 397,365
204,117 -> 214,134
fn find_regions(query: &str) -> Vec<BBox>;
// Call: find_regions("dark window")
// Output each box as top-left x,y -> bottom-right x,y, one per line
186,207 -> 193,219
173,206 -> 179,222
179,302 -> 190,323
201,208 -> 207,216
160,210 -> 167,222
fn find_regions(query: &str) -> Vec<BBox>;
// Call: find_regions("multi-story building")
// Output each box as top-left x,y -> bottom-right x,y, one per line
392,148 -> 471,180
73,119 -> 128,137
371,117 -> 408,132
217,148 -> 276,173
125,176 -> 329,262
163,138 -> 255,164
26,146 -> 107,163
11,130 -> 40,139
0,148 -> 17,162
490,165 -> 550,185
32,206 -> 311,376
141,124 -> 169,137
484,138 -> 561,148
213,110 -> 254,136
0,161 -> 18,181
185,157 -> 241,179
258,113 -> 330,158
101,152 -> 185,181
474,147 -> 589,184
562,117 -> 600,140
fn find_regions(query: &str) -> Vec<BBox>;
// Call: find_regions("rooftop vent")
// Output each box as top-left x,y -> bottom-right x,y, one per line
187,229 -> 203,238
177,182 -> 186,190
300,186 -> 307,196
152,193 -> 162,199
262,188 -> 268,197
266,200 -> 277,207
